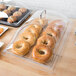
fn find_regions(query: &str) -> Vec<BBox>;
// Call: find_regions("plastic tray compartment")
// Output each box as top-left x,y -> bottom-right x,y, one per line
2,10 -> 72,73
0,6 -> 31,27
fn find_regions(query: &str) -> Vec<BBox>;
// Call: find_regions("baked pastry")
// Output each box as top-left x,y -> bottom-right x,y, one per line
0,18 -> 3,20
25,27 -> 39,38
32,45 -> 53,63
8,6 -> 16,12
42,28 -> 60,42
37,35 -> 55,49
3,9 -> 11,15
48,20 -> 65,32
13,11 -> 22,18
0,4 -> 6,11
19,8 -> 27,13
0,28 -> 4,34
7,16 -> 17,23
13,40 -> 30,56
32,18 -> 47,27
20,32 -> 36,46
27,24 -> 42,33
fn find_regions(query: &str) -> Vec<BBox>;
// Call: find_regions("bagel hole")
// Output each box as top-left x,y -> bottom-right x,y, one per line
33,25 -> 36,28
39,50 -> 45,55
42,41 -> 48,45
33,25 -> 38,28
47,33 -> 52,37
23,36 -> 28,40
16,45 -> 22,48
58,25 -> 63,28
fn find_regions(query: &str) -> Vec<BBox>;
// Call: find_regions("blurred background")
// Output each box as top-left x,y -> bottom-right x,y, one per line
0,0 -> 76,18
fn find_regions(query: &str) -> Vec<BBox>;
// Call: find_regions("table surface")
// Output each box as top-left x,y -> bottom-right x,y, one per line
0,19 -> 76,76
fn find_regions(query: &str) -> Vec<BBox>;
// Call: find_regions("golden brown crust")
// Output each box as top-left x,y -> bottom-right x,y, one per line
8,6 -> 16,12
32,18 -> 48,27
20,32 -> 36,46
0,4 -> 6,11
32,45 -> 53,63
3,9 -> 11,15
37,35 -> 55,49
13,40 -> 30,56
19,8 -> 27,13
48,20 -> 64,32
42,28 -> 60,42
27,24 -> 42,33
7,16 -> 17,23
24,26 -> 39,38
13,11 -> 22,17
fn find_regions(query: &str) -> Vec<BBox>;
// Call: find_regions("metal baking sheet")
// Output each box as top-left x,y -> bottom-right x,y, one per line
0,6 -> 31,27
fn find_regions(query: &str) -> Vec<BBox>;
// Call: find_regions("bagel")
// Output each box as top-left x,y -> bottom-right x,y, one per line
27,24 -> 42,33
37,35 -> 55,49
13,40 -> 30,56
48,20 -> 65,32
32,18 -> 47,27
32,45 -> 53,63
42,28 -> 60,42
20,32 -> 36,46
25,27 -> 39,38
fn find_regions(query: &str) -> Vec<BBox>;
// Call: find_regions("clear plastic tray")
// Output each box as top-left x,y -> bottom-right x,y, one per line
2,10 -> 72,73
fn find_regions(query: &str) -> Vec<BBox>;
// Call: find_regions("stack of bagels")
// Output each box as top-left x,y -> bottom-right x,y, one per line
32,20 -> 64,63
13,18 -> 47,56
13,18 -> 64,63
